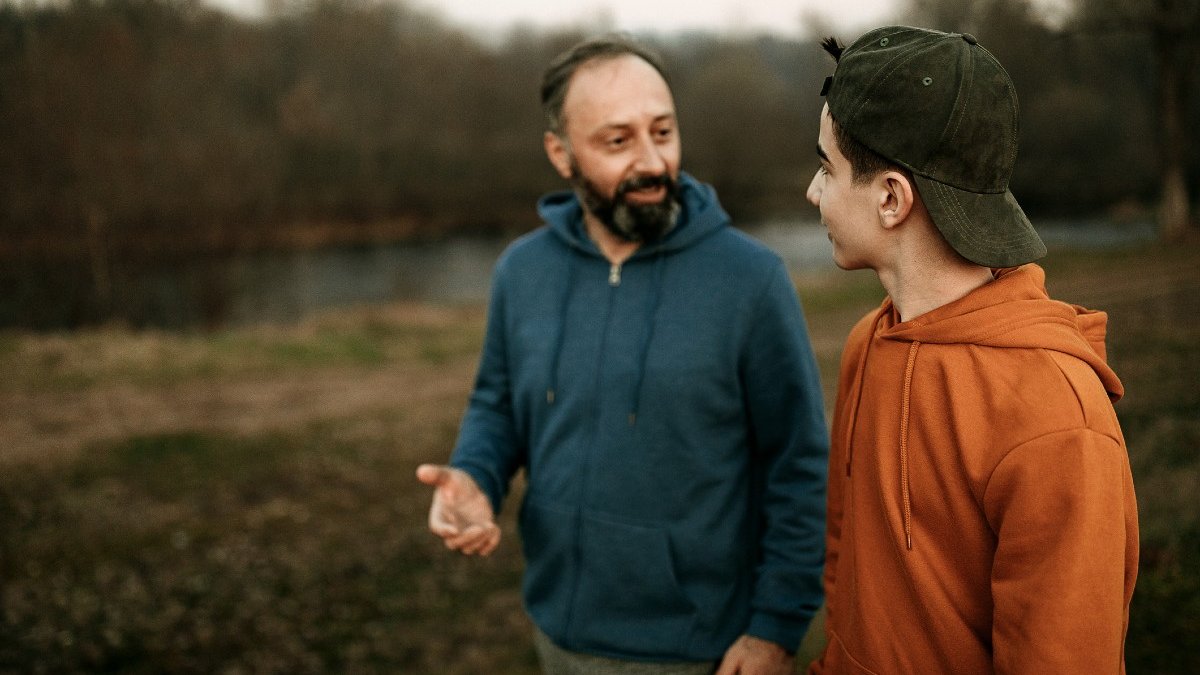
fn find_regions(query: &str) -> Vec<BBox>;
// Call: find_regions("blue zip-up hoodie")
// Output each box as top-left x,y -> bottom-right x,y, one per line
450,173 -> 828,662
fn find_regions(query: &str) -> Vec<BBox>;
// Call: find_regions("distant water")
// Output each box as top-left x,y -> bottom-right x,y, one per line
2,219 -> 1158,329
218,223 -> 838,325
1035,220 -> 1158,249
209,220 -> 1156,326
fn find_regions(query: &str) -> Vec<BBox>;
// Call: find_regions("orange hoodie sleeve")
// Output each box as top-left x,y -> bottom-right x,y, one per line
984,427 -> 1138,674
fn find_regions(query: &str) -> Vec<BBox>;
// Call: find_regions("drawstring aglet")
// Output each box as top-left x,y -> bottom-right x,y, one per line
628,412 -> 636,426
546,389 -> 555,404
906,533 -> 912,550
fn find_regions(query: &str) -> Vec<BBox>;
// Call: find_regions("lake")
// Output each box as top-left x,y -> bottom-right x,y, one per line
1,220 -> 1156,329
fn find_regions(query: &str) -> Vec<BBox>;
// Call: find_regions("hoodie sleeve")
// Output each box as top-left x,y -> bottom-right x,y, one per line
740,261 -> 830,651
448,257 -> 524,515
984,427 -> 1138,674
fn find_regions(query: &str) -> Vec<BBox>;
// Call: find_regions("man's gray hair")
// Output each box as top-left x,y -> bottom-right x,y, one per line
540,35 -> 671,136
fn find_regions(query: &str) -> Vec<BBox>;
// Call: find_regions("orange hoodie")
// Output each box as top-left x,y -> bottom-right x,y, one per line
809,265 -> 1138,675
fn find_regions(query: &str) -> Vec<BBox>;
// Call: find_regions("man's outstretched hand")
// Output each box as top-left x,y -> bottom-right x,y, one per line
415,464 -> 501,556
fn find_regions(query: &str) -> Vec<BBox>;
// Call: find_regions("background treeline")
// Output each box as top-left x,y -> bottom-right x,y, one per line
1,0 -> 1196,262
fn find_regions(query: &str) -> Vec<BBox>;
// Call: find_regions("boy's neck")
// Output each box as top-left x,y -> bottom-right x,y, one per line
877,240 -> 995,323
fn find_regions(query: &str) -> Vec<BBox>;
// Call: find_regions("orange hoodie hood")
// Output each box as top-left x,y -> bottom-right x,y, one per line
878,264 -> 1122,402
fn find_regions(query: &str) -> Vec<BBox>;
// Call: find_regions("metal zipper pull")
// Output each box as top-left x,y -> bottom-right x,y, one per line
609,262 -> 621,286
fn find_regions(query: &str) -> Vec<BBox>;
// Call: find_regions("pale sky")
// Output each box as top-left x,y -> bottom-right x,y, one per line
205,0 -> 907,38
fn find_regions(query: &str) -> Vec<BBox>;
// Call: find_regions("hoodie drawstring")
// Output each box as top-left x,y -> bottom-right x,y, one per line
899,340 -> 921,550
546,252 -> 577,405
628,253 -> 665,426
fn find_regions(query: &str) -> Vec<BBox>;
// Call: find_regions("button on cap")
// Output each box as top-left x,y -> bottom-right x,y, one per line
962,33 -> 978,45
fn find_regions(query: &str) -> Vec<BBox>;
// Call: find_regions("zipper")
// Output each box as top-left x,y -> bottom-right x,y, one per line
566,262 -> 621,642
609,262 -> 622,286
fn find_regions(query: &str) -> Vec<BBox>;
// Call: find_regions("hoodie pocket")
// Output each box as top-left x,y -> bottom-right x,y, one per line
824,629 -> 882,675
572,512 -> 697,656
520,499 -> 575,634
521,500 -> 698,657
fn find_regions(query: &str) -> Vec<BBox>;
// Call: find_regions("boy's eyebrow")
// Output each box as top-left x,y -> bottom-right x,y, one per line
816,143 -> 831,164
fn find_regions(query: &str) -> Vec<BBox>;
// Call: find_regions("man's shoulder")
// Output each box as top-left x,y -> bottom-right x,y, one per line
495,226 -> 561,269
684,225 -> 786,274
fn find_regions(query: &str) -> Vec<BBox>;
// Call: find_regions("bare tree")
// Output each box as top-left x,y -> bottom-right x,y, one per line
1069,0 -> 1199,239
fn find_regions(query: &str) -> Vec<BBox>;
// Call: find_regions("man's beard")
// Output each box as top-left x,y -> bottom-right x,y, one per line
571,162 -> 681,244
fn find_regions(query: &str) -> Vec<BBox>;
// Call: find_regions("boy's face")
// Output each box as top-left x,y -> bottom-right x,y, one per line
807,104 -> 884,271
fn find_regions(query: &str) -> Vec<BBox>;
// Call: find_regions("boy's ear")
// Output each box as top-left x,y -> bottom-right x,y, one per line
544,131 -> 573,180
878,170 -> 916,229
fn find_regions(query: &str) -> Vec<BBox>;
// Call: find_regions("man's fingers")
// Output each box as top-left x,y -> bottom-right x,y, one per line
476,529 -> 501,556
446,523 -> 496,553
415,463 -> 452,486
461,525 -> 501,556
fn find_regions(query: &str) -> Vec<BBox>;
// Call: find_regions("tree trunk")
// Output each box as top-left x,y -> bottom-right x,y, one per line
1154,6 -> 1195,240
87,207 -> 113,320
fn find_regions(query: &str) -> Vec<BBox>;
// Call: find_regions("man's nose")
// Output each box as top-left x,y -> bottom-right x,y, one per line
806,170 -> 823,207
633,136 -> 667,174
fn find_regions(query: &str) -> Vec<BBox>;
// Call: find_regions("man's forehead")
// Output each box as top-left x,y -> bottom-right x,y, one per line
562,55 -> 675,126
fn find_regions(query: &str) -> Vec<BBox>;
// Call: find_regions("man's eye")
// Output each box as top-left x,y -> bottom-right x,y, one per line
607,137 -> 627,147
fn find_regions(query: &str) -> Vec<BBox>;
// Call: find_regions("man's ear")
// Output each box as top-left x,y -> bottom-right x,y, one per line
544,131 -> 573,180
877,170 -> 916,229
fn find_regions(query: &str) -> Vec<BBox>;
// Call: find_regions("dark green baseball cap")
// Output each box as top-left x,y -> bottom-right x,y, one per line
823,26 -> 1046,267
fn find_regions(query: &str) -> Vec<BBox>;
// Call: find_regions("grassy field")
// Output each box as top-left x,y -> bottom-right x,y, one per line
2,237 -> 1197,673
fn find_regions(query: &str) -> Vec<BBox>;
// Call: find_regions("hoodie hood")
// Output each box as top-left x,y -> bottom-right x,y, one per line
879,264 -> 1122,401
536,171 -> 729,258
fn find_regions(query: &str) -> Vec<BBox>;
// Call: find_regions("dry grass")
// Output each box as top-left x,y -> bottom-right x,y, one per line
1,238 -> 1197,673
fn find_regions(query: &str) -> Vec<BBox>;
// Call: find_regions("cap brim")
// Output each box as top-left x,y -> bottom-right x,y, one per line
913,175 -> 1046,268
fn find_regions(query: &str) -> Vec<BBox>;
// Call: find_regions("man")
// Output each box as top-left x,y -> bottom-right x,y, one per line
804,26 -> 1139,674
416,36 -> 829,674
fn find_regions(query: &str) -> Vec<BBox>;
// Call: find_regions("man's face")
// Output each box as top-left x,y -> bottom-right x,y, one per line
806,104 -> 881,270
547,55 -> 682,243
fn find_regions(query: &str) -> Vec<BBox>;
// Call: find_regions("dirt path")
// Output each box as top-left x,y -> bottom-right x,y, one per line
0,360 -> 476,467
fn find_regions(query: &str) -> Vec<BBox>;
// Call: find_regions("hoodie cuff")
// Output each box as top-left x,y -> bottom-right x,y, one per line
746,610 -> 811,654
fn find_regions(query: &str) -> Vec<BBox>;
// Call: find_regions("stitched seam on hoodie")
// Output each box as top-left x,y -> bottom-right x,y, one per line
899,341 -> 920,550
829,628 -> 884,675
982,427 -> 1126,509
1046,350 -> 1092,429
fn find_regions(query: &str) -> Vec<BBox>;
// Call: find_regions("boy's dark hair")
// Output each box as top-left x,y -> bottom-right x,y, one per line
541,35 -> 671,136
821,36 -> 908,186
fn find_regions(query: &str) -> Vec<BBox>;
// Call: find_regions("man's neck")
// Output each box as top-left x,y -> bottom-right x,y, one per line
584,214 -> 640,265
877,247 -> 994,323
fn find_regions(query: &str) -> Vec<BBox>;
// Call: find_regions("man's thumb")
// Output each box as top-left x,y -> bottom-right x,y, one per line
415,464 -> 452,486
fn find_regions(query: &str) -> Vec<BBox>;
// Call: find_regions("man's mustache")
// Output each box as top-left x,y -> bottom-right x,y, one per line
617,173 -> 673,198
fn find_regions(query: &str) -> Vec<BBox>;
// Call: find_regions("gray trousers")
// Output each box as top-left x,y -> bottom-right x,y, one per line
533,627 -> 718,675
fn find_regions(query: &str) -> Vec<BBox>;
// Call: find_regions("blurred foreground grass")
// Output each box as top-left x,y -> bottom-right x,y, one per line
2,238 -> 1198,673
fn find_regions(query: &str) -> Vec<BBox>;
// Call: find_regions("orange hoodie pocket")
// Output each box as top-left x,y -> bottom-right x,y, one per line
825,629 -> 882,675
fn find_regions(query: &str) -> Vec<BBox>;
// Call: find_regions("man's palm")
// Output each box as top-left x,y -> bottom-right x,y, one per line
416,464 -> 501,556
